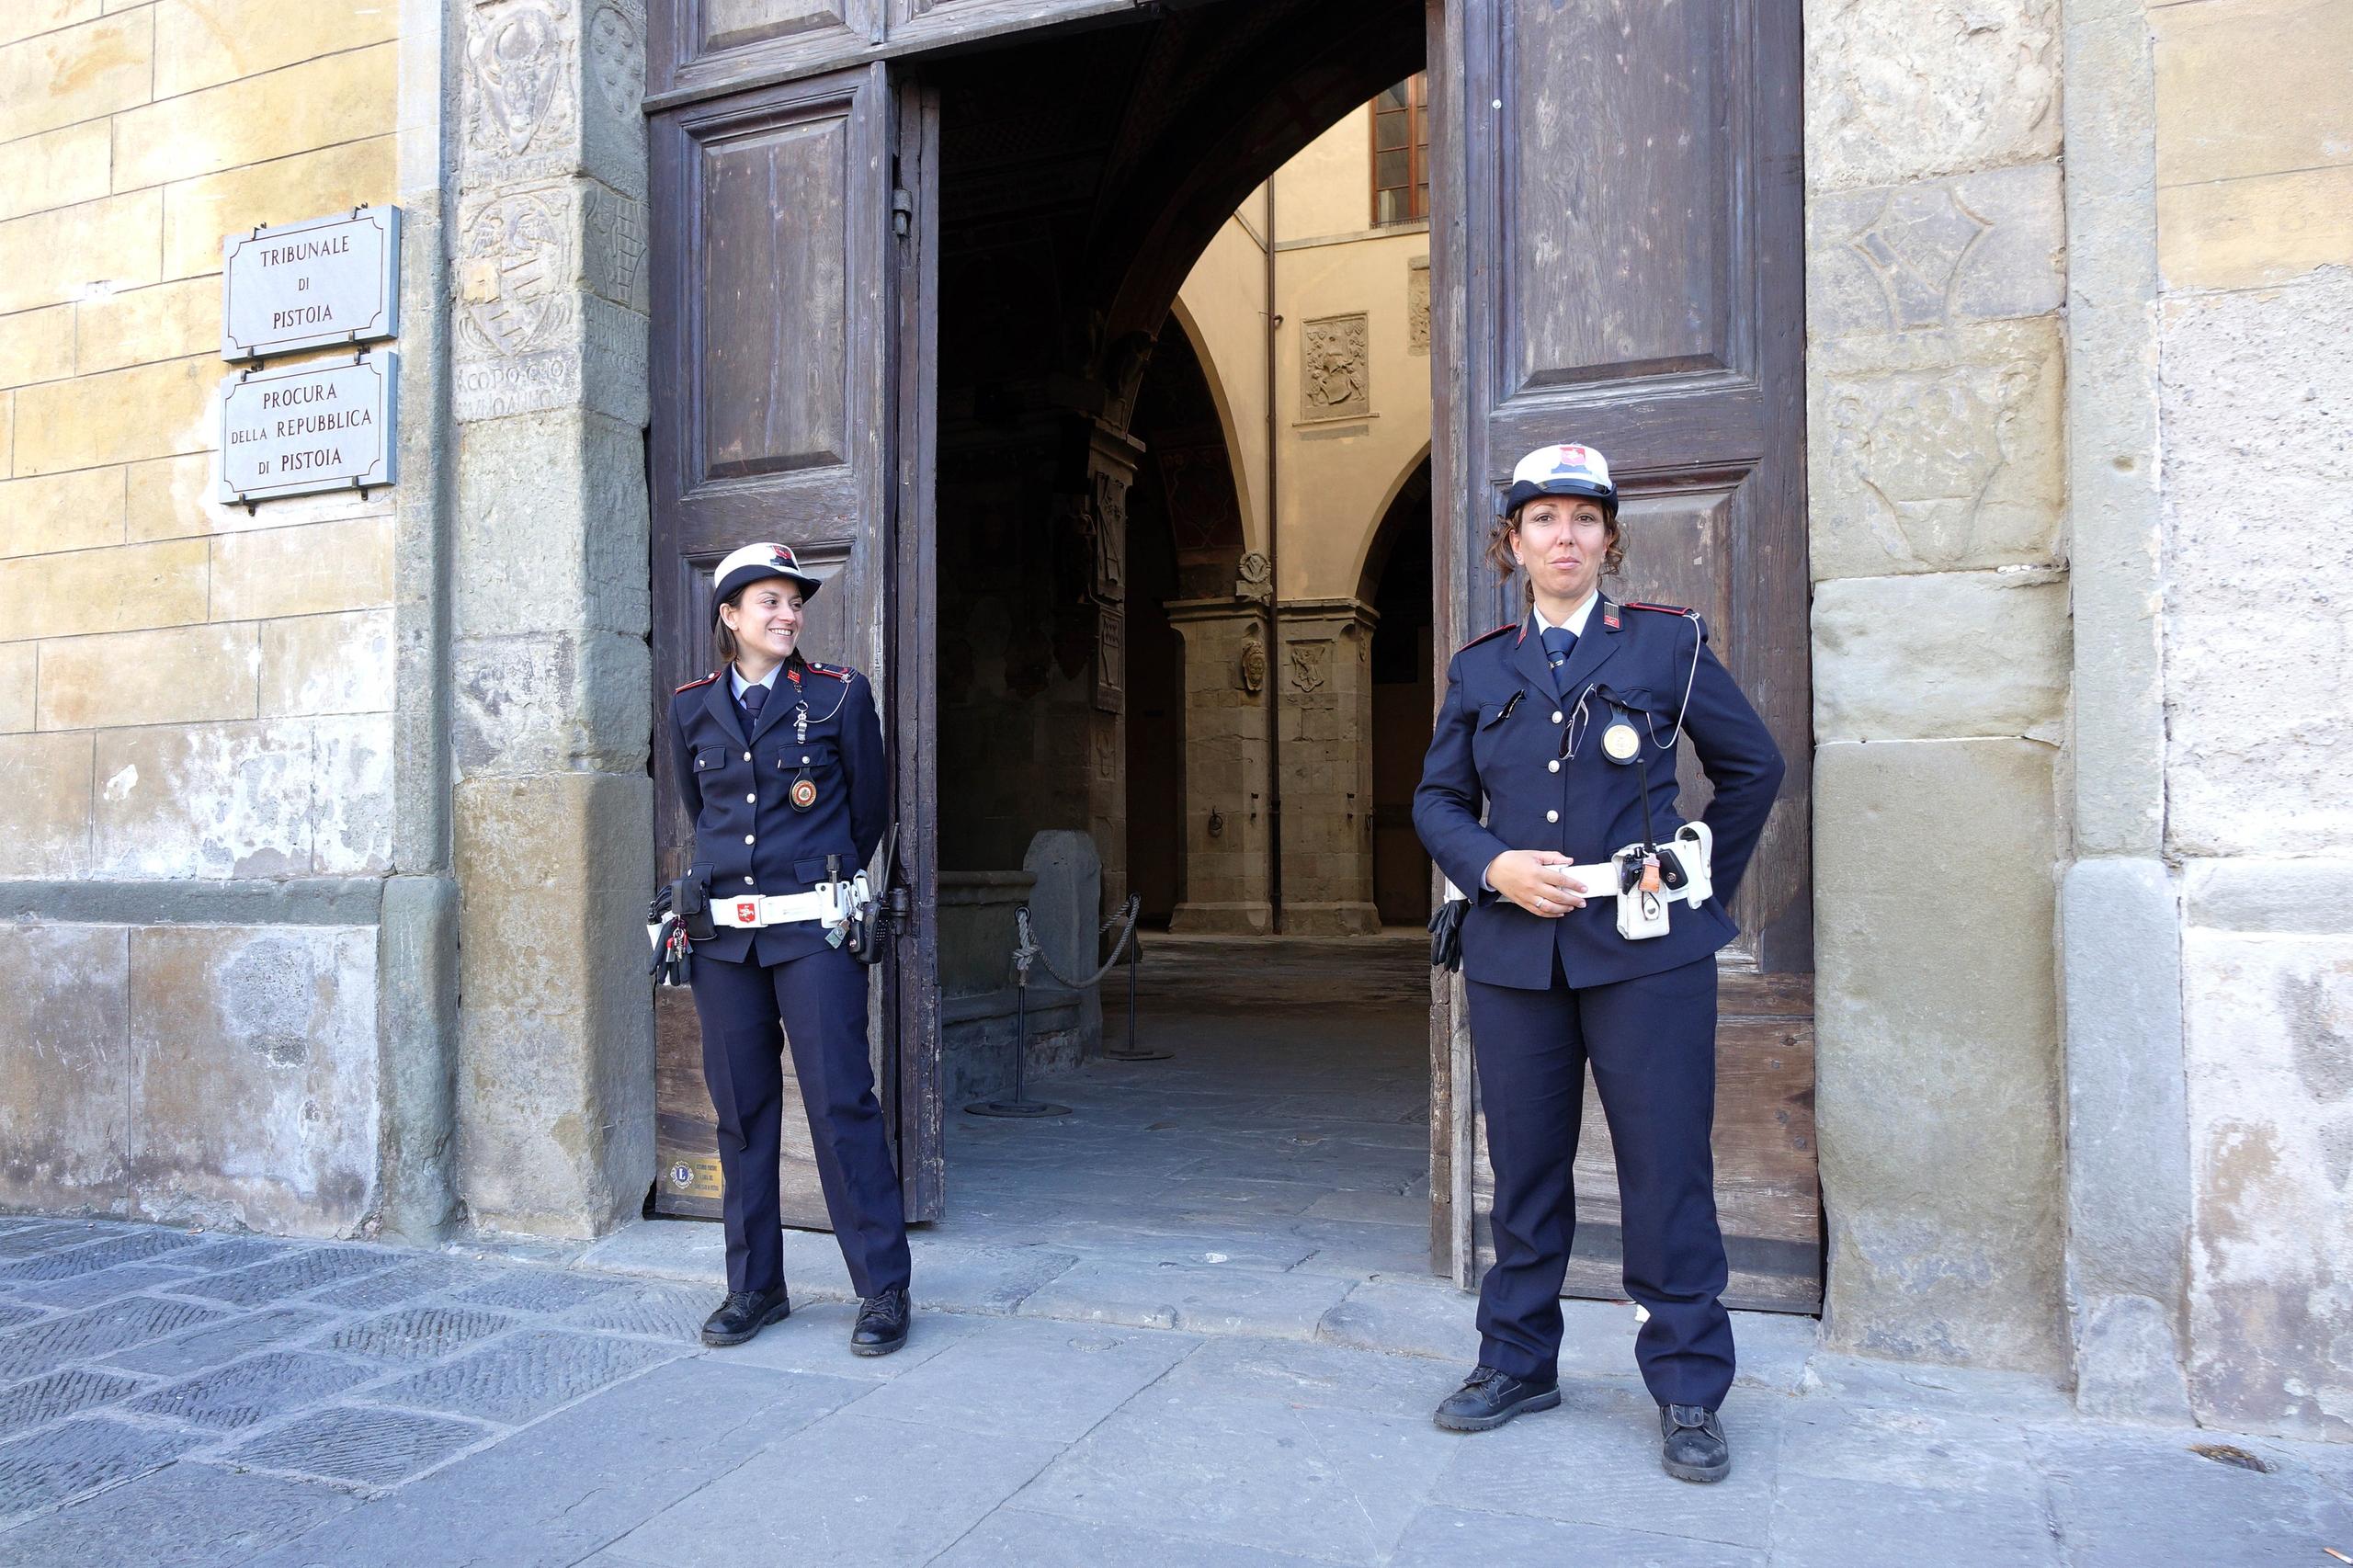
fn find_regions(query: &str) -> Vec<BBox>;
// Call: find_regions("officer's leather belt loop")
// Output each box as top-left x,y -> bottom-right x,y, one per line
709,884 -> 850,930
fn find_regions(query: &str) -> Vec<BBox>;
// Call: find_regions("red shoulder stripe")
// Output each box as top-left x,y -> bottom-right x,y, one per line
1457,622 -> 1515,653
1625,600 -> 1695,616
674,672 -> 719,694
805,661 -> 852,681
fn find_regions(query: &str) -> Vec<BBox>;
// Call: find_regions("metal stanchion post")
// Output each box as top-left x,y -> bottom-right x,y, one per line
965,905 -> 1071,1118
1099,916 -> 1170,1062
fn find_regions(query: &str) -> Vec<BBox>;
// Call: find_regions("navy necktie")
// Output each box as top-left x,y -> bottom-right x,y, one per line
1541,626 -> 1576,693
740,681 -> 767,728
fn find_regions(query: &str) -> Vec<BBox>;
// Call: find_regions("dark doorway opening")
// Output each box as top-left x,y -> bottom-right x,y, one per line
920,11 -> 1442,1286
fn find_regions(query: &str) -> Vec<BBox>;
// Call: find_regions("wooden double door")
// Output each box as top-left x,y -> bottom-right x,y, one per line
645,0 -> 1819,1312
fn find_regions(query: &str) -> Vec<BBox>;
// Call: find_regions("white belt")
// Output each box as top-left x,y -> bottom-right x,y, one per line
710,884 -> 849,930
1549,861 -> 1620,902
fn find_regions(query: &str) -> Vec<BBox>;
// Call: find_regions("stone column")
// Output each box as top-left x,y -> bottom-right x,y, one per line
447,0 -> 654,1238
1276,597 -> 1381,937
1165,598 -> 1274,935
2055,0 -> 2193,1423
1803,0 -> 2074,1372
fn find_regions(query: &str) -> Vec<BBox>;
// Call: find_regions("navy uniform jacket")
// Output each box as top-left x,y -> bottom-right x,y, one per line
1413,597 -> 1785,991
668,659 -> 888,965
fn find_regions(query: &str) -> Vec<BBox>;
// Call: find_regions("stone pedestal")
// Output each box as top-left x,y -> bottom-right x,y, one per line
1276,598 -> 1381,936
1165,599 -> 1274,934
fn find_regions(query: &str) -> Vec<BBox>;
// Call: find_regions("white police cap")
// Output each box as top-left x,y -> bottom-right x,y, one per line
711,541 -> 823,621
1502,443 -> 1616,514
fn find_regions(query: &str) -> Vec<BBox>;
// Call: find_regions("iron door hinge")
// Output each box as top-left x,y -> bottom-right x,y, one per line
892,187 -> 914,239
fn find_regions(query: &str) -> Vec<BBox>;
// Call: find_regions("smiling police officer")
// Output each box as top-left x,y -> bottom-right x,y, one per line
1414,445 -> 1785,1483
670,542 -> 911,1356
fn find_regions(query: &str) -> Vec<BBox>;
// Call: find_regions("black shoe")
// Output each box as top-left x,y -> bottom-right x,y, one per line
1432,1364 -> 1562,1432
1660,1403 -> 1730,1483
700,1285 -> 790,1347
850,1286 -> 910,1357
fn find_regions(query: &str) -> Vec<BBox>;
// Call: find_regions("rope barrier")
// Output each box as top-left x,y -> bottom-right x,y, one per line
966,893 -> 1158,1119
1015,893 -> 1143,992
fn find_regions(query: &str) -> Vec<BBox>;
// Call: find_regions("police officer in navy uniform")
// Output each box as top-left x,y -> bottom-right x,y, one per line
670,542 -> 912,1354
1413,445 -> 1785,1482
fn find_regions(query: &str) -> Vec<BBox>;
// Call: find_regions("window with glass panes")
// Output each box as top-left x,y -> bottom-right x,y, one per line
1370,74 -> 1429,226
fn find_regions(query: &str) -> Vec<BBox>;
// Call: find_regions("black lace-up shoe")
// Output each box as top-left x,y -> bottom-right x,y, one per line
850,1285 -> 910,1357
701,1285 -> 791,1347
1660,1403 -> 1731,1482
1432,1364 -> 1562,1432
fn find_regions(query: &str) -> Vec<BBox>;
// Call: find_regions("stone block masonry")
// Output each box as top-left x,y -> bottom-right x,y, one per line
0,0 -> 408,1242
1802,0 -> 2072,1379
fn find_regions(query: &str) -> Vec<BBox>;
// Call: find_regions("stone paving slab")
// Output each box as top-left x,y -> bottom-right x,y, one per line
220,1403 -> 495,1488
239,1358 -> 870,1568
605,1410 -> 1065,1568
846,1315 -> 1198,1443
0,1294 -> 228,1381
1,1219 -> 2349,1568
171,1247 -> 402,1306
0,1415 -> 203,1528
100,1304 -> 337,1376
12,1263 -> 204,1309
0,1228 -> 206,1283
123,1348 -> 381,1430
1391,1505 -> 1767,1566
366,1327 -> 681,1426
928,1507 -> 1336,1567
0,1459 -> 358,1568
1011,1378 -> 1459,1562
1766,1471 -> 2062,1567
0,1365 -> 151,1439
1017,1256 -> 1355,1337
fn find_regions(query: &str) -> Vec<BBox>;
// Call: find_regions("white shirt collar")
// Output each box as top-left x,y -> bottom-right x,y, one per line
731,663 -> 780,699
1531,589 -> 1601,641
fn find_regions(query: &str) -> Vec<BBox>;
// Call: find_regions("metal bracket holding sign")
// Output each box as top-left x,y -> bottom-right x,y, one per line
216,353 -> 398,507
221,206 -> 401,362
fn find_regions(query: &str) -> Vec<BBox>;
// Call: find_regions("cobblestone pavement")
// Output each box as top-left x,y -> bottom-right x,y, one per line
0,1214 -> 2347,1565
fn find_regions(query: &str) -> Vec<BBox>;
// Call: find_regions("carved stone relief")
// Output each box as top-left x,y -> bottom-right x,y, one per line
1235,551 -> 1271,605
1095,607 -> 1124,715
1301,313 -> 1370,420
465,0 -> 578,171
584,183 -> 649,313
1407,257 -> 1430,355
456,188 -> 576,358
1288,641 -> 1327,695
1237,625 -> 1267,697
1090,471 -> 1128,601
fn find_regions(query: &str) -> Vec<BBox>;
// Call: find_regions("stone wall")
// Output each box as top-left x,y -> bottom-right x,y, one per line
2149,0 -> 2353,1441
447,0 -> 654,1241
1804,0 -> 2075,1373
0,2 -> 408,1237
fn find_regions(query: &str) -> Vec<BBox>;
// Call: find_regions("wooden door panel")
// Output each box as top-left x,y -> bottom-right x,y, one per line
653,0 -> 877,99
650,62 -> 910,1230
1452,0 -> 1816,1310
1498,4 -> 1735,391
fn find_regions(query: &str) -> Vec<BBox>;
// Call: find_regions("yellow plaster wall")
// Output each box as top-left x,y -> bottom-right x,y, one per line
2152,0 -> 2353,290
0,1 -> 401,881
1175,97 -> 1433,606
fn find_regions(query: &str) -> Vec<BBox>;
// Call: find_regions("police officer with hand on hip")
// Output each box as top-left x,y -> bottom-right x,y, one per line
1414,445 -> 1784,1482
668,542 -> 912,1355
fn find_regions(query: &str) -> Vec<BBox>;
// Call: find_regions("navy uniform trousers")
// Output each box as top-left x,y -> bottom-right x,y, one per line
1466,952 -> 1729,1407
670,658 -> 910,1301
690,945 -> 909,1301
1413,597 -> 1785,1414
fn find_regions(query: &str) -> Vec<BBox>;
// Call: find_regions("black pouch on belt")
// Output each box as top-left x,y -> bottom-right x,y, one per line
671,866 -> 717,943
